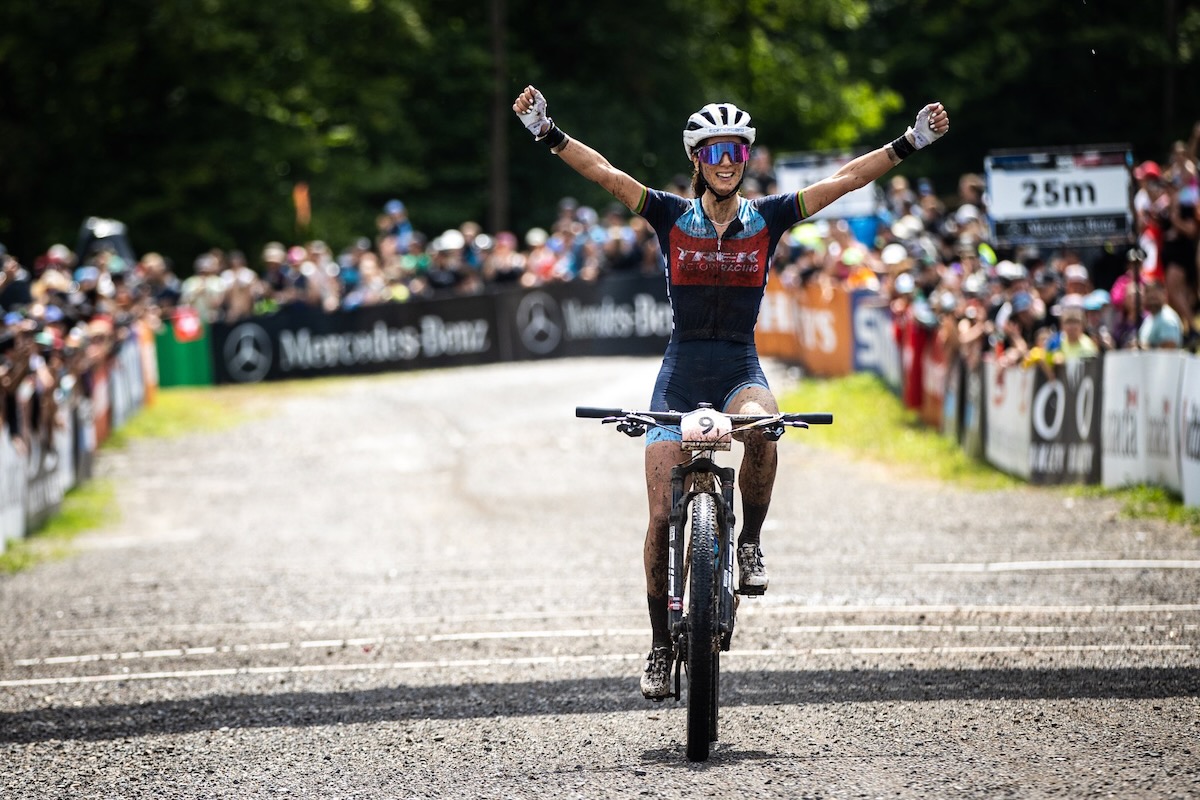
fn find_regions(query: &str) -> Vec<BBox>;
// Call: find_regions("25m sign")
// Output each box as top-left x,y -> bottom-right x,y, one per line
985,146 -> 1132,247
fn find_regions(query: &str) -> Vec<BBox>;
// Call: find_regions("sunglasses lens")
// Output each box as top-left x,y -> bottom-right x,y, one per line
697,142 -> 750,165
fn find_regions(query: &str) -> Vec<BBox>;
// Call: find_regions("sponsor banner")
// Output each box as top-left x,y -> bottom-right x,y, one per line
758,279 -> 859,378
1142,352 -> 1185,493
942,355 -> 962,441
495,274 -> 672,361
985,145 -> 1133,247
787,281 -> 854,377
210,297 -> 500,383
110,338 -> 143,431
897,315 -> 930,410
774,151 -> 880,220
56,389 -> 77,494
24,433 -> 65,534
920,334 -> 947,430
851,292 -> 902,393
0,426 -> 26,546
985,360 -> 1034,479
961,360 -> 987,460
1181,359 -> 1200,507
1102,351 -> 1185,491
1029,359 -> 1104,485
755,275 -> 804,364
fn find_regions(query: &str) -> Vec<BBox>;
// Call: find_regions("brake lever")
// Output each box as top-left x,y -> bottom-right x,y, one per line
617,421 -> 648,438
762,423 -> 786,441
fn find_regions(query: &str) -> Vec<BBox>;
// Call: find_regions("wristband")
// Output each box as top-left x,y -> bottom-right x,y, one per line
537,124 -> 567,151
890,132 -> 917,160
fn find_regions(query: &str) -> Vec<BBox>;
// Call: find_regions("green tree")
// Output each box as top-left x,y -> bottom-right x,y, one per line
2,0 -> 1195,269
0,0 -> 434,264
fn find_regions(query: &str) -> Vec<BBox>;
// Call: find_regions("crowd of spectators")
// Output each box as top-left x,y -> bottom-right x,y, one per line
3,124 -> 1199,443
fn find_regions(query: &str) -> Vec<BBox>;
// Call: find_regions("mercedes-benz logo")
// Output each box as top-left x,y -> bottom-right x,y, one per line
516,292 -> 562,355
224,323 -> 273,383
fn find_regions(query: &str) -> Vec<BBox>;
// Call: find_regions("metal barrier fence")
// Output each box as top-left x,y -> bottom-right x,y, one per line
1,323 -> 157,551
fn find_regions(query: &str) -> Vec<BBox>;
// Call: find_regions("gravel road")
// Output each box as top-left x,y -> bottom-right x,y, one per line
1,356 -> 1197,799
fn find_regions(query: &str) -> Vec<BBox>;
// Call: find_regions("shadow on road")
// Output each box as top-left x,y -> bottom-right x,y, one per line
3,665 -> 1196,743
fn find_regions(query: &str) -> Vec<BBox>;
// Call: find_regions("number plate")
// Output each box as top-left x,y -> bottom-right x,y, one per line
681,409 -> 733,451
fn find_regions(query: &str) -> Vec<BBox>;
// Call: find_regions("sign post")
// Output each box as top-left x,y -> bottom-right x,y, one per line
984,145 -> 1133,248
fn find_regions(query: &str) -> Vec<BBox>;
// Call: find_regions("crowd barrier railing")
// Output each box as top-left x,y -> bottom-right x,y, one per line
1,321 -> 158,552
756,275 -> 1200,507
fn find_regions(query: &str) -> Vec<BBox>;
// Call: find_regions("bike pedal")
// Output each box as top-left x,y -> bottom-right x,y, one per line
736,586 -> 767,597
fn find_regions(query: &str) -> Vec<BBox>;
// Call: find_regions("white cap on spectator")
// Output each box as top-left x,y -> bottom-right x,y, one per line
995,260 -> 1027,281
955,204 -> 982,225
891,214 -> 923,240
1064,263 -> 1089,284
881,243 -> 909,267
439,229 -> 466,251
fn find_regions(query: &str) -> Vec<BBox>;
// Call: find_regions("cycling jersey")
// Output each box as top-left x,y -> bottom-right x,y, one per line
636,188 -> 806,344
635,188 -> 808,442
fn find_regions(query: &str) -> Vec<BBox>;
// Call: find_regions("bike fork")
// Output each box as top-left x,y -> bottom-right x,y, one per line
667,466 -> 687,700
719,478 -> 737,649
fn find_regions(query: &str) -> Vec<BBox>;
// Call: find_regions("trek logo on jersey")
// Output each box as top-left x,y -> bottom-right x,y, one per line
669,231 -> 768,287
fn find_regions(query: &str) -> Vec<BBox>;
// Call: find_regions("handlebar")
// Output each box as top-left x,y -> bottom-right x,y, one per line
575,406 -> 833,427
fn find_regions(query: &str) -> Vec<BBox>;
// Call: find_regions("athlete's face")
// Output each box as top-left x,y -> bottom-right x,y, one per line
694,136 -> 747,195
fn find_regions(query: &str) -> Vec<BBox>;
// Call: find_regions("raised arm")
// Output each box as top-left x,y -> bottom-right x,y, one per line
513,86 -> 645,211
801,103 -> 950,218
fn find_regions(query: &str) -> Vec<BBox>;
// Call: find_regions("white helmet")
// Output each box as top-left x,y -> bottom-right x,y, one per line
683,102 -> 756,159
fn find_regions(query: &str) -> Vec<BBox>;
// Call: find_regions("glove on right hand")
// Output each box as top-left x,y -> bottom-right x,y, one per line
906,104 -> 946,150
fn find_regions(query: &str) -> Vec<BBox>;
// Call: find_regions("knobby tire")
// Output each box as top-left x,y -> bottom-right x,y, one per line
686,492 -> 719,762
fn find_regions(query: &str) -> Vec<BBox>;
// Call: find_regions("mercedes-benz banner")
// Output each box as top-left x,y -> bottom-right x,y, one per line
208,275 -> 674,383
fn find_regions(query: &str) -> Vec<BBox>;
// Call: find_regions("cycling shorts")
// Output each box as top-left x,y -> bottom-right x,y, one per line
645,340 -> 770,445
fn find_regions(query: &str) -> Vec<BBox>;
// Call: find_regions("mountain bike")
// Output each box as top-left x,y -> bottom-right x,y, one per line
576,403 -> 832,761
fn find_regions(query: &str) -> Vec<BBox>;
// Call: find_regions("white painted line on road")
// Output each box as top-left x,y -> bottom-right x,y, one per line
44,603 -> 1200,639
13,630 -> 648,667
914,560 -> 1200,573
730,644 -> 1200,658
779,624 -> 1200,635
11,623 -> 1197,668
17,641 -> 293,667
2,644 -> 1196,688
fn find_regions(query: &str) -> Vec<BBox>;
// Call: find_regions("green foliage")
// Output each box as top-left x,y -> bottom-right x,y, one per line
1076,483 -> 1200,535
0,481 -> 117,574
781,372 -> 1022,490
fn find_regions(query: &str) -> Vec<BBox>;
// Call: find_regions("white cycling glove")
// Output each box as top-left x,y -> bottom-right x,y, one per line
891,103 -> 946,160
516,89 -> 551,138
906,104 -> 945,150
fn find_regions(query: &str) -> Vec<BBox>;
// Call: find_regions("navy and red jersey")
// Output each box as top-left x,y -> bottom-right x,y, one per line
635,188 -> 806,344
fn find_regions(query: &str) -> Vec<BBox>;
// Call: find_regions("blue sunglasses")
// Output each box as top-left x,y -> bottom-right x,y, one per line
695,141 -> 751,165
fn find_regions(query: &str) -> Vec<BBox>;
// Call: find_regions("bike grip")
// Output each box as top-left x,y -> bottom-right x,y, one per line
789,412 -> 834,425
576,406 -> 624,418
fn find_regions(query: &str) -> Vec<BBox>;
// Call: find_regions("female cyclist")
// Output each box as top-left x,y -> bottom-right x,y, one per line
514,85 -> 949,699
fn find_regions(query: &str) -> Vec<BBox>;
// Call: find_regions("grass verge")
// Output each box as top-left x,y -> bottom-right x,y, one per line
781,371 -> 1200,534
0,480 -> 118,574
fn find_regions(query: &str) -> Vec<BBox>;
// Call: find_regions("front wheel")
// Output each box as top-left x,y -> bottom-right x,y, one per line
685,492 -> 720,762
